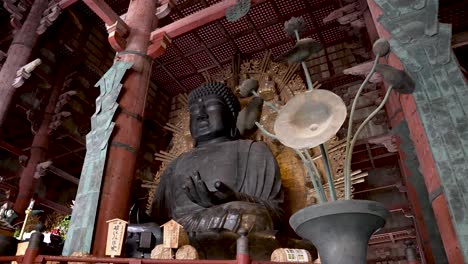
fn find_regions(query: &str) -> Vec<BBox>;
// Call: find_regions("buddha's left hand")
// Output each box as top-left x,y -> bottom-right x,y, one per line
182,171 -> 237,208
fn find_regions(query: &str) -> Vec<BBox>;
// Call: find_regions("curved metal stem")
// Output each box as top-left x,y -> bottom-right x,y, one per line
304,150 -> 328,201
294,30 -> 315,91
345,86 -> 393,198
296,149 -> 326,203
254,122 -> 278,140
318,144 -> 337,201
344,55 -> 380,200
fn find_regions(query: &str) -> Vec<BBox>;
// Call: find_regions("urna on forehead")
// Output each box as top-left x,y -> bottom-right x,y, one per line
188,82 -> 241,115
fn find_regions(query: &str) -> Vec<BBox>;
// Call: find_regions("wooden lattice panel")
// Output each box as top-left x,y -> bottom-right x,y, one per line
274,0 -> 307,15
210,42 -> 237,63
179,1 -> 205,16
157,45 -> 182,64
180,74 -> 205,89
249,2 -> 278,26
152,66 -> 173,85
173,33 -> 200,54
312,5 -> 337,27
187,51 -> 215,70
258,24 -> 287,46
163,82 -> 185,95
220,17 -> 251,36
197,23 -> 227,46
165,59 -> 196,78
270,42 -> 294,58
321,26 -> 346,44
234,32 -> 264,53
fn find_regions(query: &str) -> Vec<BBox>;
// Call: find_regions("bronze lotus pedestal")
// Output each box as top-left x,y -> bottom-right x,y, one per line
290,200 -> 389,264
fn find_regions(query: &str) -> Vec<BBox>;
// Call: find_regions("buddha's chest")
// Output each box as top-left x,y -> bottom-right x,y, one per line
174,144 -> 240,191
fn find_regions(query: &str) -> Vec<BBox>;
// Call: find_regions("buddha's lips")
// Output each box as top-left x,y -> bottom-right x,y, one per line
198,120 -> 209,127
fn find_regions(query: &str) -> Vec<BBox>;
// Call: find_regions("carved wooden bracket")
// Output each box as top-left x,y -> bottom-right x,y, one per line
34,160 -> 53,179
48,111 -> 72,134
343,61 -> 383,84
323,2 -> 365,34
18,155 -> 28,167
147,32 -> 172,59
106,20 -> 130,52
368,134 -> 398,153
37,4 -> 63,35
12,58 -> 42,88
323,3 -> 357,24
3,0 -> 28,30
156,2 -> 172,19
81,0 -> 130,51
54,90 -> 77,114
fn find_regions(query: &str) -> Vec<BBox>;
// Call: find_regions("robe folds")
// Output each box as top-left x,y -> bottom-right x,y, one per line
150,139 -> 283,233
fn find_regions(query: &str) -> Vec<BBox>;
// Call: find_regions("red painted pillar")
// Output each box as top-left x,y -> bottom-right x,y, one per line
92,0 -> 157,256
0,0 -> 48,128
13,79 -> 61,215
366,1 -> 464,263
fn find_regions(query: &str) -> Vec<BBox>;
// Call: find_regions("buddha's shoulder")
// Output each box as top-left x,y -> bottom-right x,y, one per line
237,139 -> 271,153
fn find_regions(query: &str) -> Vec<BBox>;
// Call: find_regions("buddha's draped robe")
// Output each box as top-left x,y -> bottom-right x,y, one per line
150,139 -> 283,233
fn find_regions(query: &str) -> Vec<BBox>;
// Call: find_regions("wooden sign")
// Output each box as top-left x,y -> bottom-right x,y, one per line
271,248 -> 312,262
161,219 -> 189,249
105,218 -> 128,257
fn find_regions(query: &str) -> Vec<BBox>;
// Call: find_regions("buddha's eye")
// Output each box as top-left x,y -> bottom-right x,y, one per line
189,105 -> 202,115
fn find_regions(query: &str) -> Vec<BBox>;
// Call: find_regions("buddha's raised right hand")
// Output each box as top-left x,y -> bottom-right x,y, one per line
182,171 -> 237,208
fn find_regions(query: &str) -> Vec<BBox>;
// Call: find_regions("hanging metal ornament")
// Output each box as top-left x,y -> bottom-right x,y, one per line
284,16 -> 307,37
225,0 -> 251,22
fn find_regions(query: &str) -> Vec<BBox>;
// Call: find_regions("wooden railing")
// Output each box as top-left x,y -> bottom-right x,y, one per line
0,232 -> 309,264
0,255 -> 306,264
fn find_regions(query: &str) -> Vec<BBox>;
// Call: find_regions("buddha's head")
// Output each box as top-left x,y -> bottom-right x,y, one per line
188,82 -> 240,146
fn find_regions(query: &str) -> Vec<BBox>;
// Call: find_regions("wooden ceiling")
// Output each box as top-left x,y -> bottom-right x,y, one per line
69,0 -> 468,96
74,0 -> 358,95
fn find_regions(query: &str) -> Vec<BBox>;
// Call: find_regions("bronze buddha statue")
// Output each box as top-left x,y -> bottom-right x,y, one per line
150,82 -> 285,258
145,82 -> 318,260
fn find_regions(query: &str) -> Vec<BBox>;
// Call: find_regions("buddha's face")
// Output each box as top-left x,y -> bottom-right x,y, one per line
189,94 -> 235,144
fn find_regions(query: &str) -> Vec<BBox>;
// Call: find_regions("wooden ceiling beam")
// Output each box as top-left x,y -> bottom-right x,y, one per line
48,165 -> 79,185
452,31 -> 468,49
35,196 -> 72,215
82,0 -> 129,51
58,0 -> 79,9
82,0 -> 128,30
0,140 -> 23,156
0,140 -> 80,185
150,0 -> 268,41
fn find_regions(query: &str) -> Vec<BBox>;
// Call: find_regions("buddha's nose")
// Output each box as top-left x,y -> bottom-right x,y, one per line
197,108 -> 208,120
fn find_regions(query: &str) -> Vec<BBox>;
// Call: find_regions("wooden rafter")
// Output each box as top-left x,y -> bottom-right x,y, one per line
82,0 -> 127,29
58,0 -> 79,9
150,0 -> 268,41
81,0 -> 129,51
452,31 -> 468,49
